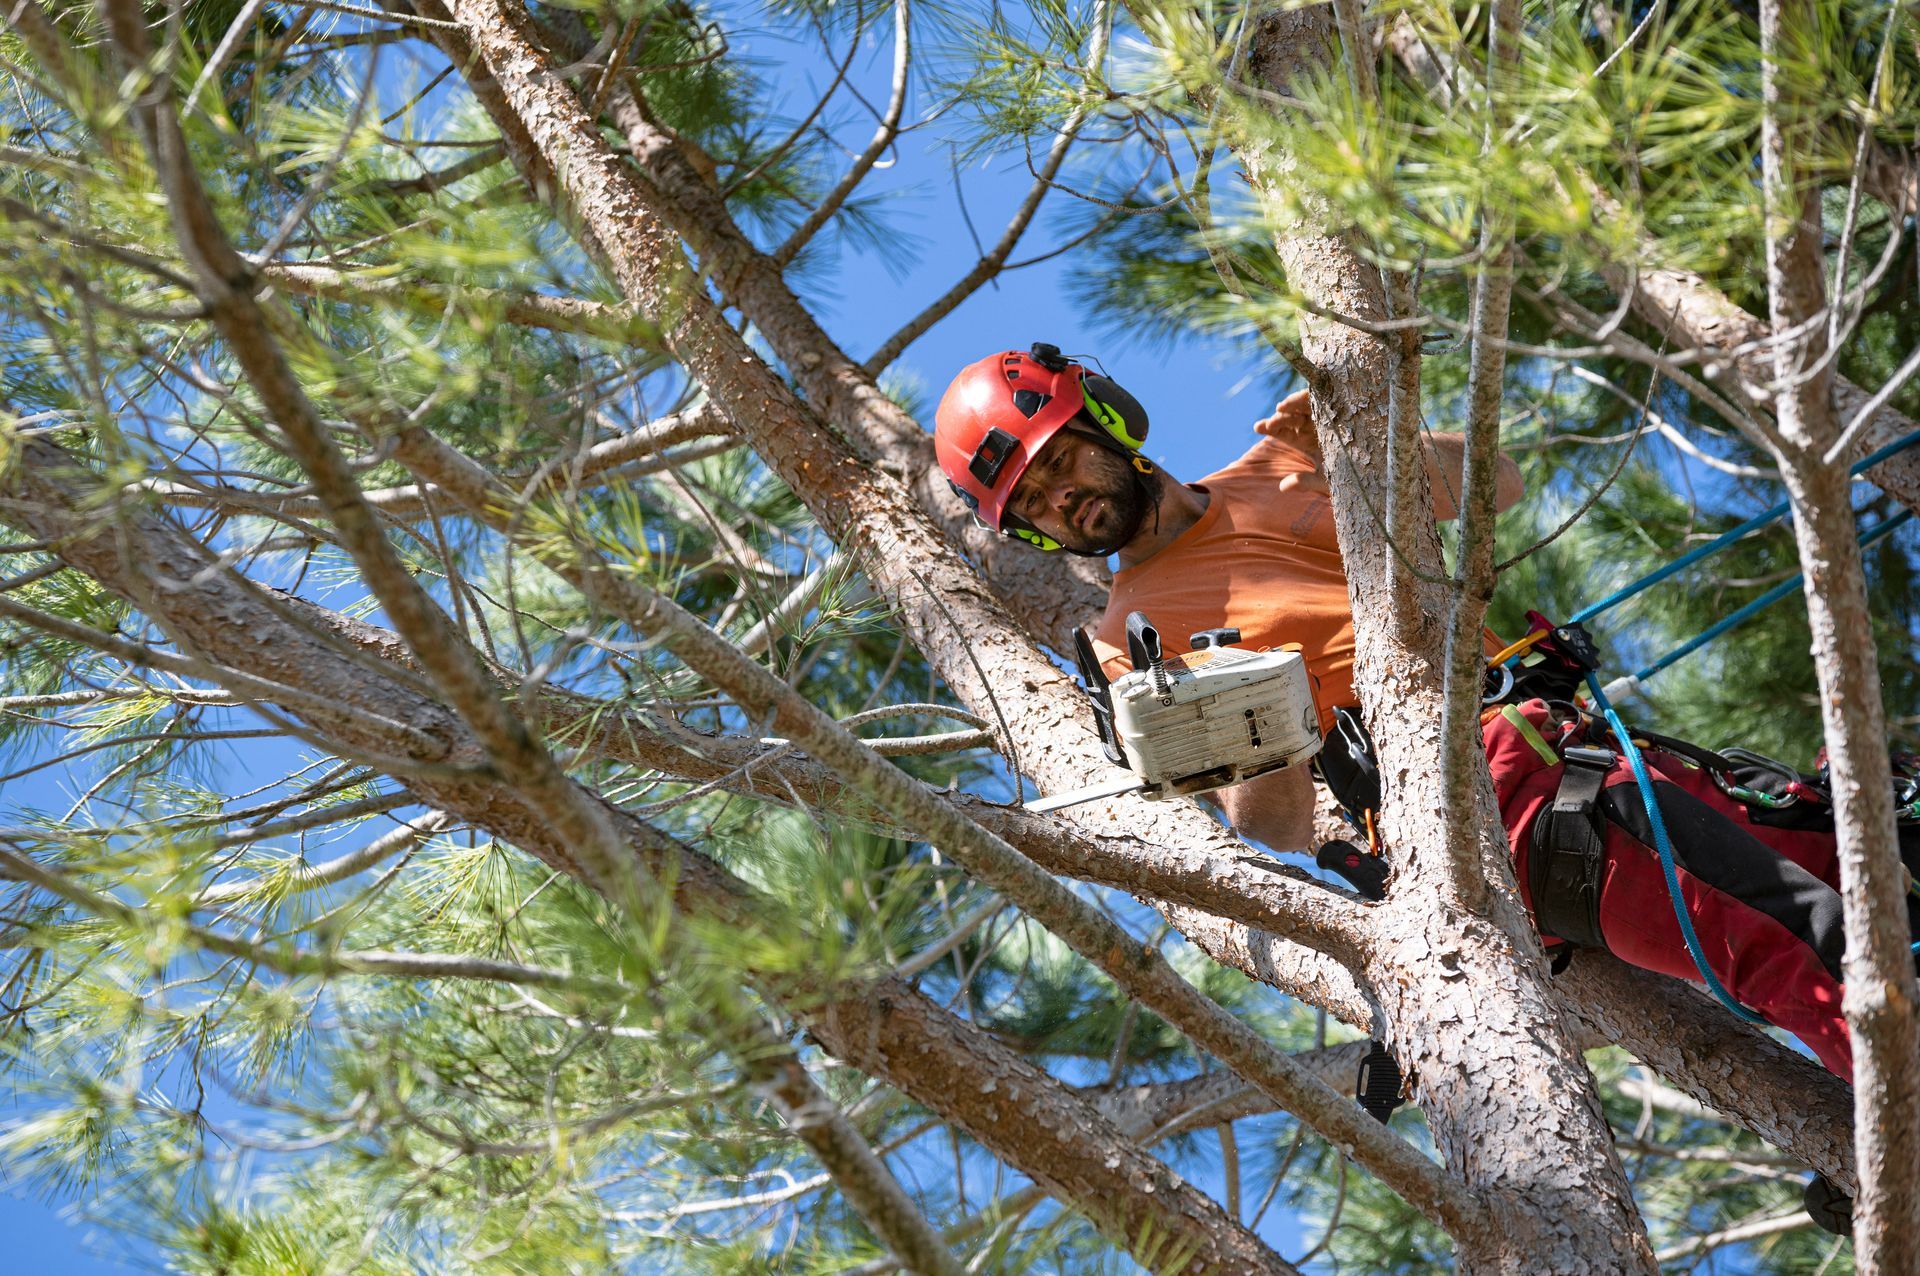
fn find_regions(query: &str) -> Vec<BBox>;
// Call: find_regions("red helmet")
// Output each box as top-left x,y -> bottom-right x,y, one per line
934,344 -> 1149,537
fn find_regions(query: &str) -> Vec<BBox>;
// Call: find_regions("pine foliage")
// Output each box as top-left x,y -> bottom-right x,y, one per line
3,0 -> 1917,1270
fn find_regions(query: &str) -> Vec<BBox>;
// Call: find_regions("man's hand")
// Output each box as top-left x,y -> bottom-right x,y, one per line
1253,390 -> 1325,496
1253,389 -> 1315,450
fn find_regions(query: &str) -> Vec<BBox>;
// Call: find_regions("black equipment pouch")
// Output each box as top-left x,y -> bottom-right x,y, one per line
1355,1041 -> 1404,1124
1315,706 -> 1381,819
1528,744 -> 1614,950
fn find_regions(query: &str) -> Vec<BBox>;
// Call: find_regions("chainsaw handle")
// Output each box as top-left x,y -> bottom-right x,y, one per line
1124,611 -> 1161,673
1073,628 -> 1124,766
1126,611 -> 1172,698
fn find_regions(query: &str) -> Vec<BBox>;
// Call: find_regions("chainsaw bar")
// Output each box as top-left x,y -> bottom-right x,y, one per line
1022,775 -> 1149,815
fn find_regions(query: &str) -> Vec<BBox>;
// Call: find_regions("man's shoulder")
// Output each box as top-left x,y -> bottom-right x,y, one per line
1201,436 -> 1312,487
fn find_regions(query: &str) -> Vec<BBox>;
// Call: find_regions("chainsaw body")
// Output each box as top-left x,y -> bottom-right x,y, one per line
1074,612 -> 1322,802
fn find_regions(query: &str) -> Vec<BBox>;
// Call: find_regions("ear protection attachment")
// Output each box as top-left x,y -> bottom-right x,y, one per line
1027,342 -> 1149,455
1080,373 -> 1151,451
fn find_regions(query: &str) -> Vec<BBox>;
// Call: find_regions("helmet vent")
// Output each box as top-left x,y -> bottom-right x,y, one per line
1011,389 -> 1048,418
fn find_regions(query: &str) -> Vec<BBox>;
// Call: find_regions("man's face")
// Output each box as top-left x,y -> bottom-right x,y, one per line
1005,428 -> 1149,554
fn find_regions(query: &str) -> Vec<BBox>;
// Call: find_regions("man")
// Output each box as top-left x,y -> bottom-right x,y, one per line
934,343 -> 1520,851
935,343 -> 1870,1083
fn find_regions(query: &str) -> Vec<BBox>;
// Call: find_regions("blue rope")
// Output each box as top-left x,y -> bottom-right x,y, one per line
1583,673 -> 1769,1023
1570,505 -> 1792,626
1548,434 -> 1920,1024
1627,509 -> 1916,684
1570,427 -> 1920,627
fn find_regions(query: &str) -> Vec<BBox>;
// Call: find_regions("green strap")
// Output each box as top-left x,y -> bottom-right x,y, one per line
1499,704 -> 1560,767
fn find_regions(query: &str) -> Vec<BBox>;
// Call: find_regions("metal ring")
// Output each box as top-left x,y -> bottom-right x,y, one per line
1481,664 -> 1515,705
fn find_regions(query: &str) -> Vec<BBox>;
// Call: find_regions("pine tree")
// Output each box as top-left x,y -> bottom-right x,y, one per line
3,0 -> 1918,1271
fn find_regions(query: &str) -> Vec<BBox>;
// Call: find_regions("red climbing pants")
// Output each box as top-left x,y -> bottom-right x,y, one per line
1484,699 -> 1855,1079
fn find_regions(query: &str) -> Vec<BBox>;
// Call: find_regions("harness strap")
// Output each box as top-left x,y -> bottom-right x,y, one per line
1528,744 -> 1614,950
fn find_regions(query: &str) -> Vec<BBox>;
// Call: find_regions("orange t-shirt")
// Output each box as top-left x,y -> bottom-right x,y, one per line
1091,437 -> 1493,734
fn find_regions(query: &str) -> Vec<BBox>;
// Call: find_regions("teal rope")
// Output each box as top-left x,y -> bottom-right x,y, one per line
1583,673 -> 1768,1024
1570,506 -> 1796,626
1570,427 -> 1920,627
1627,509 -> 1916,684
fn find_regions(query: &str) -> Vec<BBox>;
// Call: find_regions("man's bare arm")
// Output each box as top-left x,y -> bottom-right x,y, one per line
1420,432 -> 1524,519
1211,763 -> 1317,852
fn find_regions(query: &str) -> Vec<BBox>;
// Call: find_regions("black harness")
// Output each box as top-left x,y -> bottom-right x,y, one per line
1526,744 -> 1614,950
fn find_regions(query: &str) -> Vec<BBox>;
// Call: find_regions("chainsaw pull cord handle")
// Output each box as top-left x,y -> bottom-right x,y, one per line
1125,611 -> 1170,697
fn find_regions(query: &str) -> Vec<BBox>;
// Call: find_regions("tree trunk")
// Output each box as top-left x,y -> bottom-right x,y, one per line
1758,0 -> 1920,1260
1233,8 -> 1655,1271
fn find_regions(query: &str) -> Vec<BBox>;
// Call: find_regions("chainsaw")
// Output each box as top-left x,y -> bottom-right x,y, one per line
1025,611 -> 1323,814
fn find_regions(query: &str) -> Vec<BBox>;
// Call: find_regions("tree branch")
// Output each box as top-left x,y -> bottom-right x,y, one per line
1555,952 -> 1857,1193
194,808 -> 455,906
0,438 -> 1291,1276
1437,0 -> 1519,914
771,0 -> 911,267
744,1030 -> 963,1276
259,261 -> 663,346
859,1 -> 1108,374
1650,1209 -> 1814,1265
0,836 -> 608,991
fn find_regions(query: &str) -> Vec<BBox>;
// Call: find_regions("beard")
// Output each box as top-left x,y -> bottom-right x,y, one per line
1054,446 -> 1153,556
